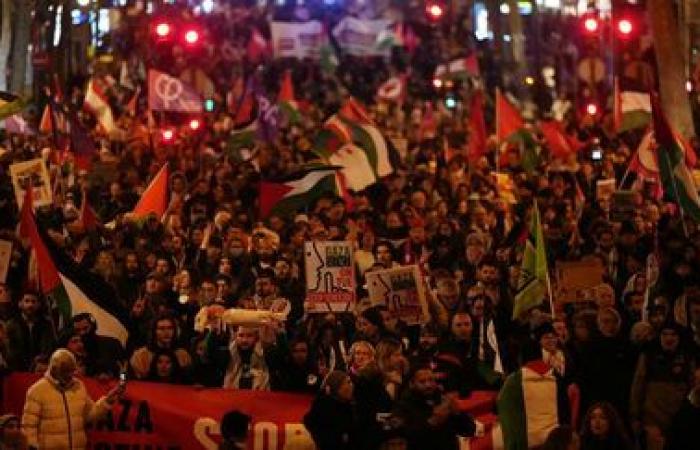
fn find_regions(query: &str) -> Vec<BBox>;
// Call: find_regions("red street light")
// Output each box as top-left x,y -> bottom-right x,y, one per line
617,18 -> 633,36
586,103 -> 598,116
184,29 -> 200,45
155,22 -> 172,39
427,3 -> 444,19
161,128 -> 175,142
584,17 -> 599,33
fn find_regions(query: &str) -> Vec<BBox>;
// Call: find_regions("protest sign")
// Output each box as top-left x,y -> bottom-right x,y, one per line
595,178 -> 616,200
332,17 -> 392,57
270,21 -> 325,60
554,259 -> 605,304
10,158 -> 52,208
0,240 -> 10,283
304,241 -> 356,312
610,190 -> 636,222
366,265 -> 428,325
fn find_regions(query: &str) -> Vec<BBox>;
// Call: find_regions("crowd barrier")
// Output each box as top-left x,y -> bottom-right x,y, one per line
2,373 -> 499,450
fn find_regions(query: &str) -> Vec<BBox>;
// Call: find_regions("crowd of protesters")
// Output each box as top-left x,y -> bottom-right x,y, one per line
0,1 -> 700,450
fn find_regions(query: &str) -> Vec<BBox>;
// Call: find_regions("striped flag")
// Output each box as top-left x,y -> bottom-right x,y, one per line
513,203 -> 548,319
497,362 -> 563,450
278,70 -> 301,124
496,89 -> 525,142
434,54 -> 480,80
652,95 -> 700,221
614,77 -> 651,133
19,189 -> 128,345
84,78 -> 116,134
259,167 -> 340,217
132,163 -> 169,220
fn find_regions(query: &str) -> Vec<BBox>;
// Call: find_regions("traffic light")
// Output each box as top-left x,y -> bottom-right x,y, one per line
617,18 -> 633,37
153,20 -> 173,41
189,118 -> 202,131
161,128 -> 175,143
583,16 -> 599,34
183,27 -> 200,46
204,98 -> 215,112
426,2 -> 444,20
586,102 -> 598,116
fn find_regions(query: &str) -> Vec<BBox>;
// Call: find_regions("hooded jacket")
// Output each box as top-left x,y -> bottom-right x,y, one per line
21,352 -> 111,450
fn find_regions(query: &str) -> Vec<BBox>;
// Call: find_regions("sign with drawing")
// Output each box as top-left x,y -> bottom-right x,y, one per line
304,241 -> 356,312
10,158 -> 52,208
366,265 -> 429,325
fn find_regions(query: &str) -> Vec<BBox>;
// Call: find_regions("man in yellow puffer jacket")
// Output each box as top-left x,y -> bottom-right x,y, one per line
21,349 -> 125,450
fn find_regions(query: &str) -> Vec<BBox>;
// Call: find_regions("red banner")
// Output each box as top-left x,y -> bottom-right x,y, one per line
3,373 -> 499,450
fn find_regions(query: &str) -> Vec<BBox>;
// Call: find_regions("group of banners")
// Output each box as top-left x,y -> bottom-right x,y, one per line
304,241 -> 429,324
3,373 -> 500,450
271,18 -> 396,60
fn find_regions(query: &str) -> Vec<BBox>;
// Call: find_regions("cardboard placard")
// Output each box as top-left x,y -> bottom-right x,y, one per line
0,240 -> 11,283
304,241 -> 356,312
366,265 -> 429,325
10,158 -> 52,208
596,178 -> 616,200
610,190 -> 636,222
554,259 -> 605,304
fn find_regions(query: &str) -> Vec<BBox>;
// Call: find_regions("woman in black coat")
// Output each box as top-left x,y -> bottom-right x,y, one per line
303,371 -> 358,450
579,402 -> 634,450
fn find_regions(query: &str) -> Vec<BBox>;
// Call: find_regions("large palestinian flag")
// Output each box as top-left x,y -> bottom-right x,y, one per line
19,189 -> 129,345
497,361 -> 562,450
259,166 -> 340,217
652,95 -> 700,221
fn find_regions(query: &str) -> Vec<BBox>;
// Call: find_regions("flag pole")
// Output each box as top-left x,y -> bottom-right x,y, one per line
662,149 -> 690,238
546,271 -> 555,319
495,88 -> 500,173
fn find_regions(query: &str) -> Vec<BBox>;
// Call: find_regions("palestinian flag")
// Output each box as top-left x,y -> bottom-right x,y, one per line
376,76 -> 407,104
653,95 -> 700,221
19,189 -> 128,345
339,97 -> 374,125
497,361 -> 563,450
539,121 -> 583,158
496,89 -> 525,142
259,167 -> 340,217
247,28 -> 270,62
228,81 -> 259,152
328,144 -> 377,191
132,163 -> 169,220
84,78 -> 116,134
614,78 -> 651,133
434,54 -> 480,80
278,70 -> 301,124
348,121 -> 394,178
513,202 -> 548,319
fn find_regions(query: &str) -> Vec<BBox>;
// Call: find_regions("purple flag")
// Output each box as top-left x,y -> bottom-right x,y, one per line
148,69 -> 203,113
252,80 -> 280,143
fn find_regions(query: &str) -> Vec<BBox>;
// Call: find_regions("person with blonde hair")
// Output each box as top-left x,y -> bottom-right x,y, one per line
21,349 -> 125,450
375,338 -> 408,400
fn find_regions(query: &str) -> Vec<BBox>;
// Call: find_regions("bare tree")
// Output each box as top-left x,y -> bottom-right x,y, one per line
10,0 -> 32,94
648,0 -> 696,138
0,0 -> 13,91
